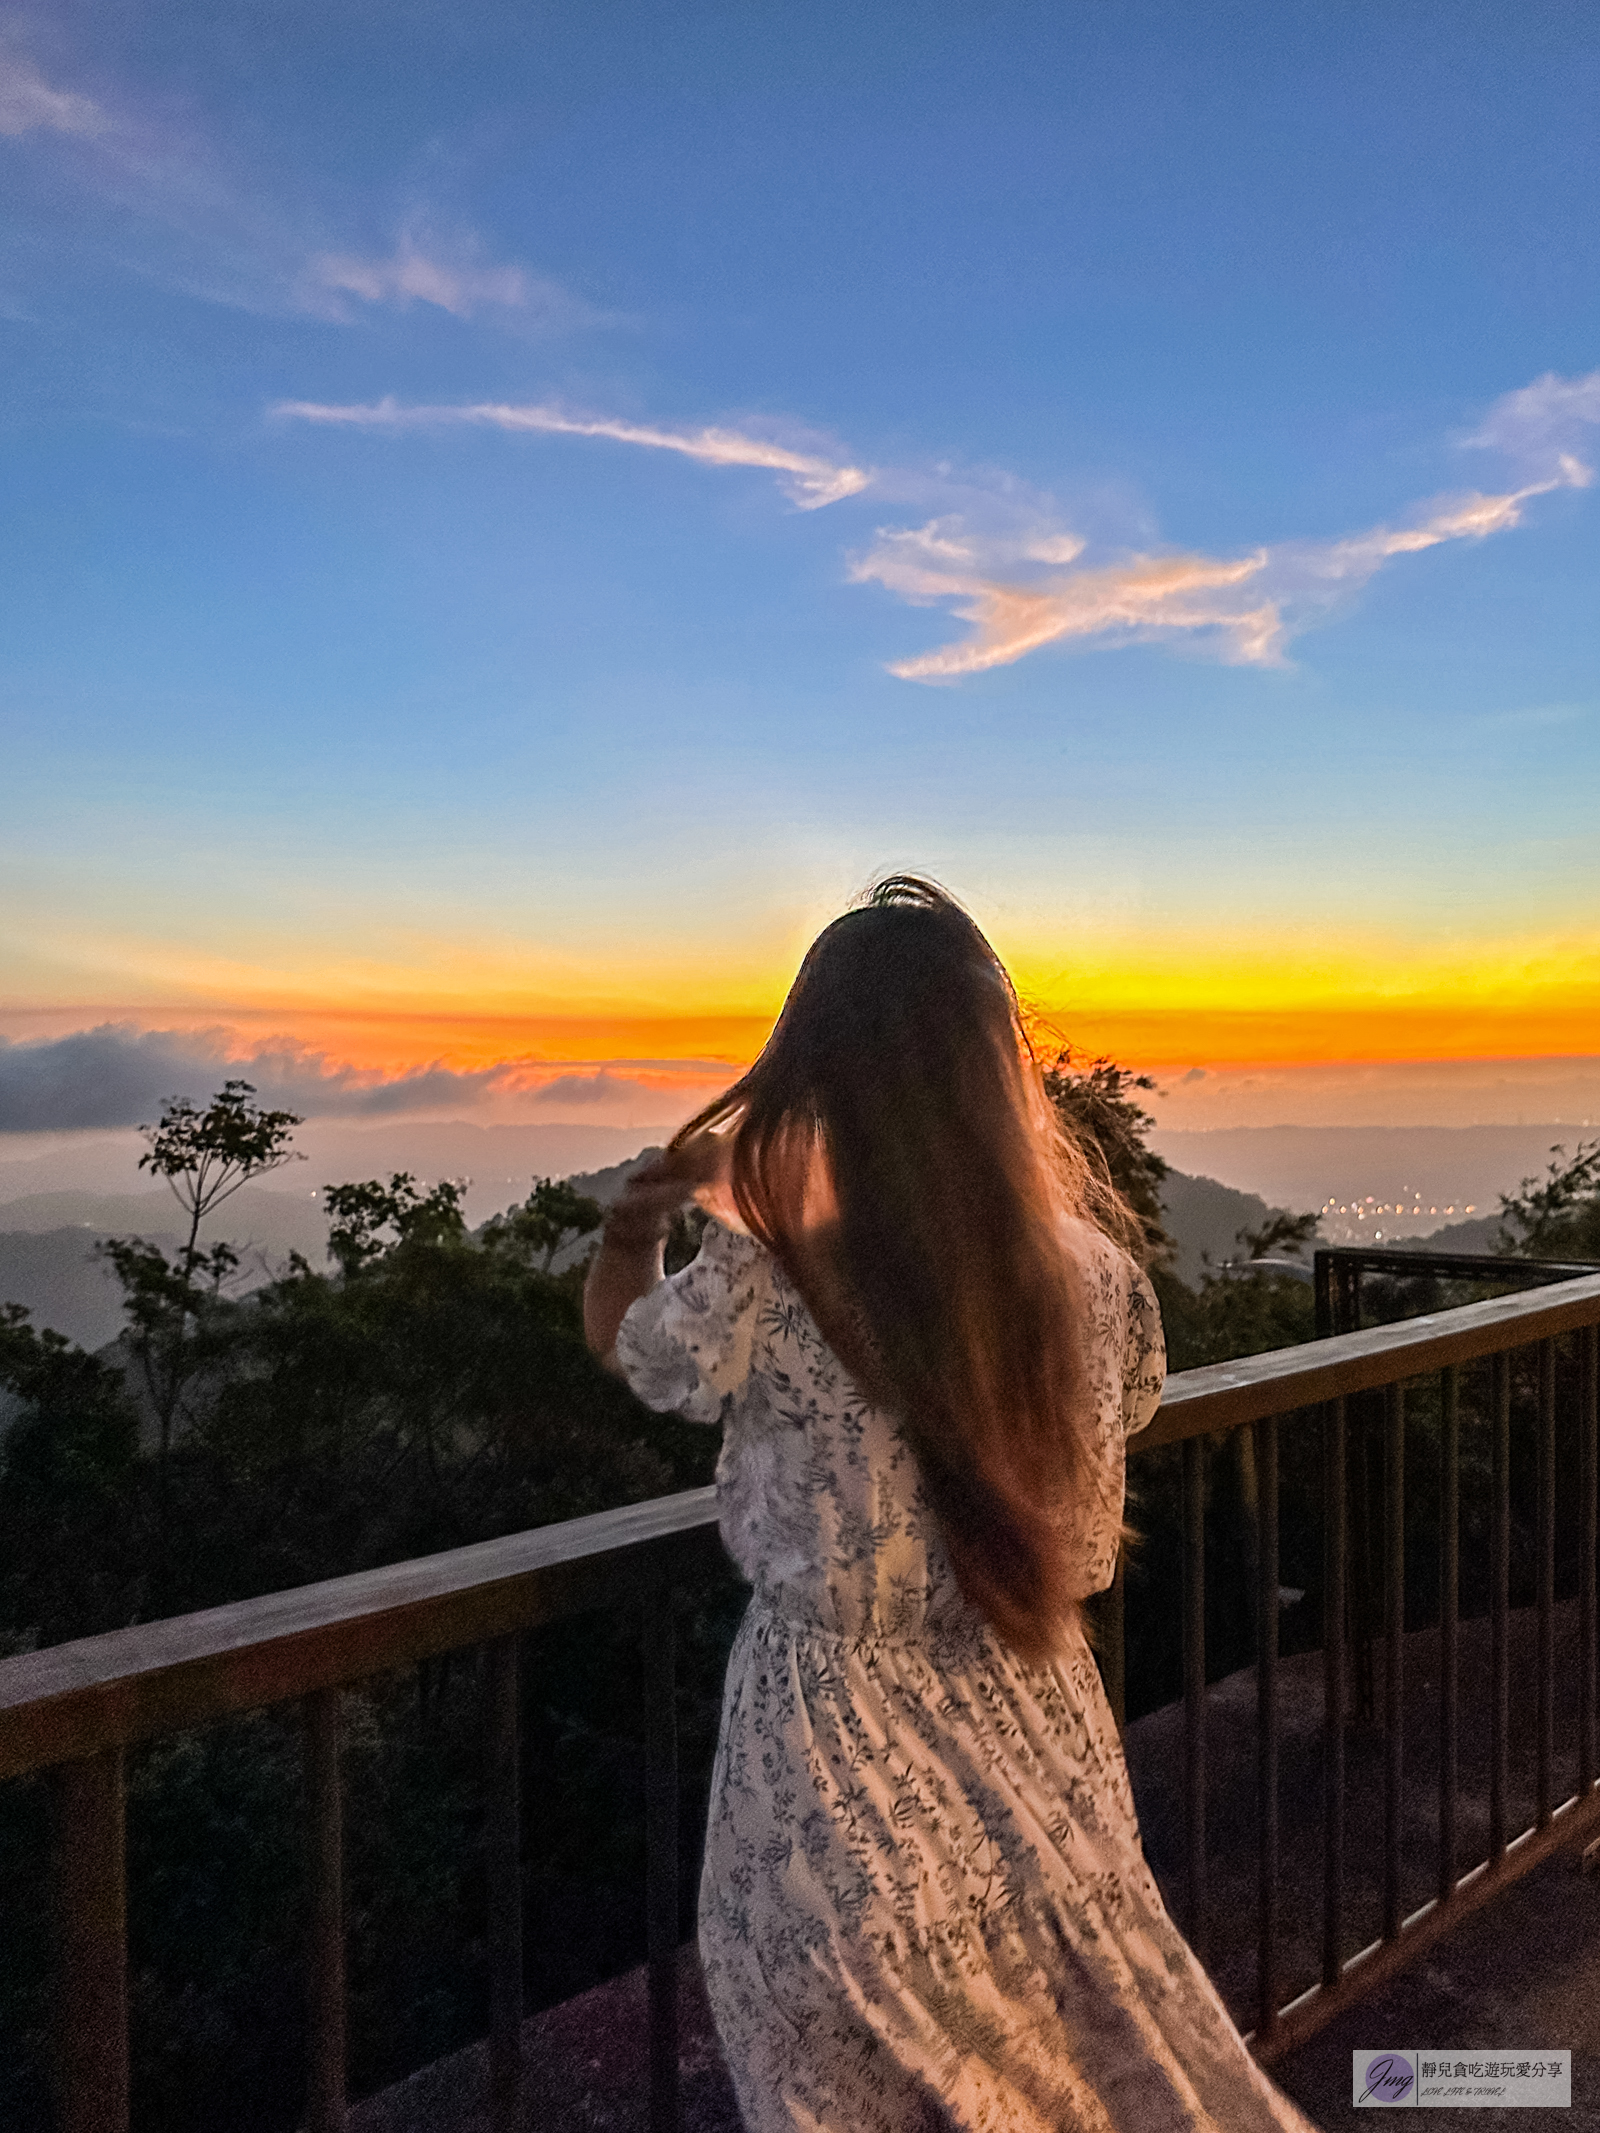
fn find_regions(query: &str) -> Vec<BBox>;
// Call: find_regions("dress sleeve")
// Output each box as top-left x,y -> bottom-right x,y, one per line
612,1220 -> 767,1426
1121,1266 -> 1167,1439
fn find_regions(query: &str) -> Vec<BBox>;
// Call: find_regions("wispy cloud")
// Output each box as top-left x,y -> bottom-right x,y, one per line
304,232 -> 609,329
1461,368 -> 1600,485
272,396 -> 872,508
273,369 -> 1596,675
853,524 -> 1277,678
1,47 -> 602,331
853,461 -> 1586,681
0,52 -> 107,138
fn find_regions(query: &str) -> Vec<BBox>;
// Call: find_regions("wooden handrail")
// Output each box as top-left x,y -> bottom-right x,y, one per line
4,1271 -> 1600,1784
1142,1271 -> 1600,1445
0,1488 -> 723,1781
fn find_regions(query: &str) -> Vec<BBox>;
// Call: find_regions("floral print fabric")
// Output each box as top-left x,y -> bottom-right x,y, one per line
615,1219 -> 1317,2133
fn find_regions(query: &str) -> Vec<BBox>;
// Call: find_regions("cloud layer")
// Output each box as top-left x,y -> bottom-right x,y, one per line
0,1027 -> 738,1133
274,396 -> 871,508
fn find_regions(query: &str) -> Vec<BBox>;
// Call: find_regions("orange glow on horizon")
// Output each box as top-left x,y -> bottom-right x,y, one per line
5,920 -> 1595,1084
3,993 -> 1596,1088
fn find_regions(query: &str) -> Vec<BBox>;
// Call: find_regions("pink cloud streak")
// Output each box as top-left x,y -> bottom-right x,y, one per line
273,396 -> 871,509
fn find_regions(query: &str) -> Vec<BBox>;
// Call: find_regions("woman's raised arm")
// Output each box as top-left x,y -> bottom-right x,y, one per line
582,1135 -> 732,1366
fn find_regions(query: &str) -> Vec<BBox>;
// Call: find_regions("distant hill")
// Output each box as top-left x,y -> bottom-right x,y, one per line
1147,1123 -> 1586,1239
1157,1171 -> 1300,1286
0,1185 -> 329,1254
0,1121 -> 671,1222
1381,1212 -> 1510,1256
0,1228 -> 149,1352
0,1185 -> 332,1351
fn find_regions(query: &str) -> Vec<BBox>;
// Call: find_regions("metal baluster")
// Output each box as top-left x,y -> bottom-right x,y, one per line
304,1688 -> 346,2133
50,1747 -> 129,2133
1582,1324 -> 1598,1801
1322,1398 -> 1346,1988
1255,1413 -> 1280,2039
643,1588 -> 683,2133
484,1636 -> 523,2133
1537,1340 -> 1556,1828
1383,1384 -> 1405,1941
1439,1366 -> 1459,1901
1182,1435 -> 1207,1962
1490,1352 -> 1511,1865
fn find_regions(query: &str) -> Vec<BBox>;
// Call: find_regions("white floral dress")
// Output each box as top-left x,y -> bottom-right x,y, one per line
615,1217 -> 1318,2133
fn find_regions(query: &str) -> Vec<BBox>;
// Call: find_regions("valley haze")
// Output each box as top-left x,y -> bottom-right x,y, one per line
3,1112 -> 1588,1353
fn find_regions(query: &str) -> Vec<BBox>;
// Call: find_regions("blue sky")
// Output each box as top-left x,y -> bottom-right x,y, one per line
2,0 -> 1598,1130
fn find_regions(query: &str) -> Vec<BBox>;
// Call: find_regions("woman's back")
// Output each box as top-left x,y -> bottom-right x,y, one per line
616,1212 -> 1165,1645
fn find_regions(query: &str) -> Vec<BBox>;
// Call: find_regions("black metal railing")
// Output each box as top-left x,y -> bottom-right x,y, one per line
1315,1245 -> 1600,1338
3,1273 -> 1599,2128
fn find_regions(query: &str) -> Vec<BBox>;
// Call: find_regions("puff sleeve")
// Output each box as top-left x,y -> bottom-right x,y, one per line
1120,1265 -> 1167,1439
612,1220 -> 767,1426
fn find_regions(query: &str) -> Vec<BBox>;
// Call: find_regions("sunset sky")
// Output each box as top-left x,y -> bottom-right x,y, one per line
3,0 -> 1598,1138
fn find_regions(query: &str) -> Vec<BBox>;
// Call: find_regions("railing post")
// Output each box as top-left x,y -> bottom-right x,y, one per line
642,1583 -> 683,2133
484,1636 -> 524,2133
1350,1399 -> 1379,1725
1321,1398 -> 1346,1988
1382,1383 -> 1405,1941
303,1688 -> 346,2133
1582,1323 -> 1598,1801
1438,1366 -> 1459,1901
50,1747 -> 129,2133
1182,1436 -> 1207,1961
1255,1413 -> 1280,2039
1537,1340 -> 1556,1827
1490,1352 -> 1511,1864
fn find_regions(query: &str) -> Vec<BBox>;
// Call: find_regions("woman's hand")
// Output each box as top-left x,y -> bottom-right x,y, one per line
582,1132 -> 733,1364
604,1133 -> 731,1241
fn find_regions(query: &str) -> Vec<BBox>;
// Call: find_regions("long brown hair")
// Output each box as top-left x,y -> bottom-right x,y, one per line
672,876 -> 1127,1659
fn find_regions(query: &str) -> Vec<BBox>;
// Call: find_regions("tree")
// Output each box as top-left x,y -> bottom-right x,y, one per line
1236,1210 -> 1320,1262
1497,1137 -> 1600,1260
0,1304 -> 141,1644
1042,1046 -> 1171,1262
138,1080 -> 304,1268
96,1083 -> 303,1606
478,1177 -> 604,1274
323,1173 -> 467,1277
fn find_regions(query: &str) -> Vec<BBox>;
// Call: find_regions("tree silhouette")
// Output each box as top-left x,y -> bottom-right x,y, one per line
97,1082 -> 303,1608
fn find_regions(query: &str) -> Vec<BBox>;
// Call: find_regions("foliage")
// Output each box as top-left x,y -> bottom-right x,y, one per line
1237,1209 -> 1319,1262
1497,1137 -> 1600,1260
0,1304 -> 144,1645
137,1080 -> 304,1262
323,1171 -> 468,1276
479,1176 -> 605,1274
1042,1046 -> 1171,1263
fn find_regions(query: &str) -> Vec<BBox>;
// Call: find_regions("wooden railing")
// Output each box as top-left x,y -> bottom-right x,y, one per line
4,1273 -> 1599,2132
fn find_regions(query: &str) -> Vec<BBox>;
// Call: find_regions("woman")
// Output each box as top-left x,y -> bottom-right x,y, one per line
585,878 -> 1316,2133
